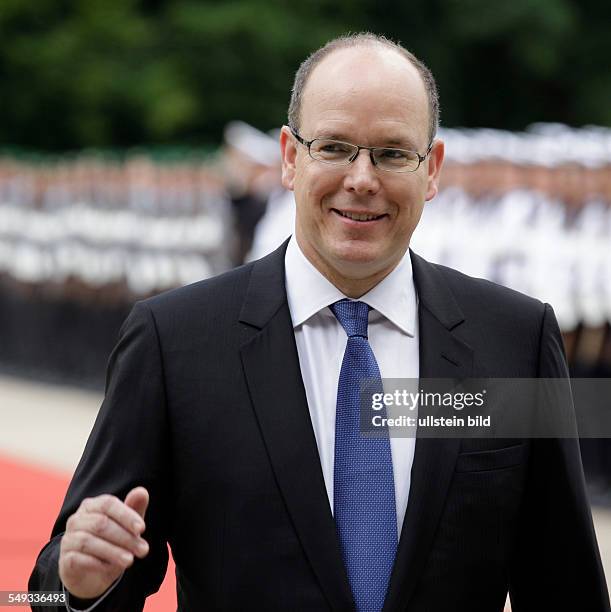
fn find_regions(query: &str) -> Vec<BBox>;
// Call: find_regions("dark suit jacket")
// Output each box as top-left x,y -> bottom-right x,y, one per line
30,242 -> 610,611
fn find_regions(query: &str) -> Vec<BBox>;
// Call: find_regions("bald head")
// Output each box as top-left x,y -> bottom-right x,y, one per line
288,33 -> 439,144
299,46 -> 431,152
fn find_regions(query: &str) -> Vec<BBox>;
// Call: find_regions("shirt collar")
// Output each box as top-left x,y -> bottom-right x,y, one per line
284,235 -> 417,336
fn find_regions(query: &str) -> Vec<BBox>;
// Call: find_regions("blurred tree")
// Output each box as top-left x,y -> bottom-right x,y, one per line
0,0 -> 608,150
1,0 -> 155,148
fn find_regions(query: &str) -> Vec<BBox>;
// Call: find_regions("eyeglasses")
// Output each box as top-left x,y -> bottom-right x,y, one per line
289,126 -> 432,173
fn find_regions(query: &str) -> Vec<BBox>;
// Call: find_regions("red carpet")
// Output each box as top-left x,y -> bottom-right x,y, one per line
0,454 -> 176,610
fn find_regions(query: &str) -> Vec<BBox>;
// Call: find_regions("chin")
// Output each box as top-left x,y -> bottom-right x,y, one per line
332,238 -> 389,261
329,245 -> 391,277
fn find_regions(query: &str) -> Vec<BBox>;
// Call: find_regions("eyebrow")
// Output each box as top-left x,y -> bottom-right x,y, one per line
314,132 -> 419,150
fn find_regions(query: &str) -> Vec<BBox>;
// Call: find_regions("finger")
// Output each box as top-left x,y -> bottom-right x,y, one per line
80,495 -> 144,537
71,512 -> 149,558
62,530 -> 136,570
124,487 -> 149,523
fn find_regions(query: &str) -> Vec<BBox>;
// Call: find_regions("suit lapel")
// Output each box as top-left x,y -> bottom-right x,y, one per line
239,244 -> 354,611
383,252 -> 474,611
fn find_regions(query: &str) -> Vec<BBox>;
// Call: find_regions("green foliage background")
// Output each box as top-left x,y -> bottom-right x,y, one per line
0,0 -> 609,150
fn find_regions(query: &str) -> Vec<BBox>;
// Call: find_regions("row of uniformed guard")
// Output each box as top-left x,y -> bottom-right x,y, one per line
0,123 -> 610,366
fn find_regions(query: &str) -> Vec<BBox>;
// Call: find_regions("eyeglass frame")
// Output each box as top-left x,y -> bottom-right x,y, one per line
288,126 -> 433,173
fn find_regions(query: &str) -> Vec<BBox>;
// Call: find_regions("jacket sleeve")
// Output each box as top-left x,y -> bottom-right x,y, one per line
29,302 -> 171,612
509,303 -> 610,610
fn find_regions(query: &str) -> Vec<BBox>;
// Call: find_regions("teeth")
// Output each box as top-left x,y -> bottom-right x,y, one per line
338,210 -> 381,221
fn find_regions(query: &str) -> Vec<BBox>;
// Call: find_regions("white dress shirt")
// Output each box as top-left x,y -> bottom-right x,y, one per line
285,236 -> 419,534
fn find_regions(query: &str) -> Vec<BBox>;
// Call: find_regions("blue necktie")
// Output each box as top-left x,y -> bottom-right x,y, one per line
331,299 -> 398,612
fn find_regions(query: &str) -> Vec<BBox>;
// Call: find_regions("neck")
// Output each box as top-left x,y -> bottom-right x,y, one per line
324,268 -> 393,298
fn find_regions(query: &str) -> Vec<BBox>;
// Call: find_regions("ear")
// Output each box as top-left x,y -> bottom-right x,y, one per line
280,126 -> 297,191
424,139 -> 445,202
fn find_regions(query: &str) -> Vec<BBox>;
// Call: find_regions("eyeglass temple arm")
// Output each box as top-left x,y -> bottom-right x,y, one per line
289,126 -> 310,147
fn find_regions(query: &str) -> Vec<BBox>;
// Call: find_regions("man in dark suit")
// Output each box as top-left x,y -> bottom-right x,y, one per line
31,33 -> 609,611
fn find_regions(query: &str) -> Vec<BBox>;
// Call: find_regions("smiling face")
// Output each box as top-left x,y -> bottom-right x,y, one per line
281,45 -> 444,296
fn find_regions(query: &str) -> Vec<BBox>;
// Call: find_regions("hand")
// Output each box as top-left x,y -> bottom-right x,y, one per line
59,487 -> 150,599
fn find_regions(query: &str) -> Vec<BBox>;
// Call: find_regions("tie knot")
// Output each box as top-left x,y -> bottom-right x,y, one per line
331,299 -> 370,338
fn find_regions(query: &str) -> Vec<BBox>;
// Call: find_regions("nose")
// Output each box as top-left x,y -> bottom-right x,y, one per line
343,149 -> 380,195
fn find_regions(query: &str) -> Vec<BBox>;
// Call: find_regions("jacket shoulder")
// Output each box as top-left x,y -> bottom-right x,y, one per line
138,261 -> 256,318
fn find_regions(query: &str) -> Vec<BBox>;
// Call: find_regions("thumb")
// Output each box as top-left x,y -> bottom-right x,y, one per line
124,486 -> 149,521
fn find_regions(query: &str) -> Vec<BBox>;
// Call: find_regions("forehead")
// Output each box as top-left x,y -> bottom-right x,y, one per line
300,46 -> 429,147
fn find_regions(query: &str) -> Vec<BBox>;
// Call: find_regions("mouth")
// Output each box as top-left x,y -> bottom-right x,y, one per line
332,209 -> 387,223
